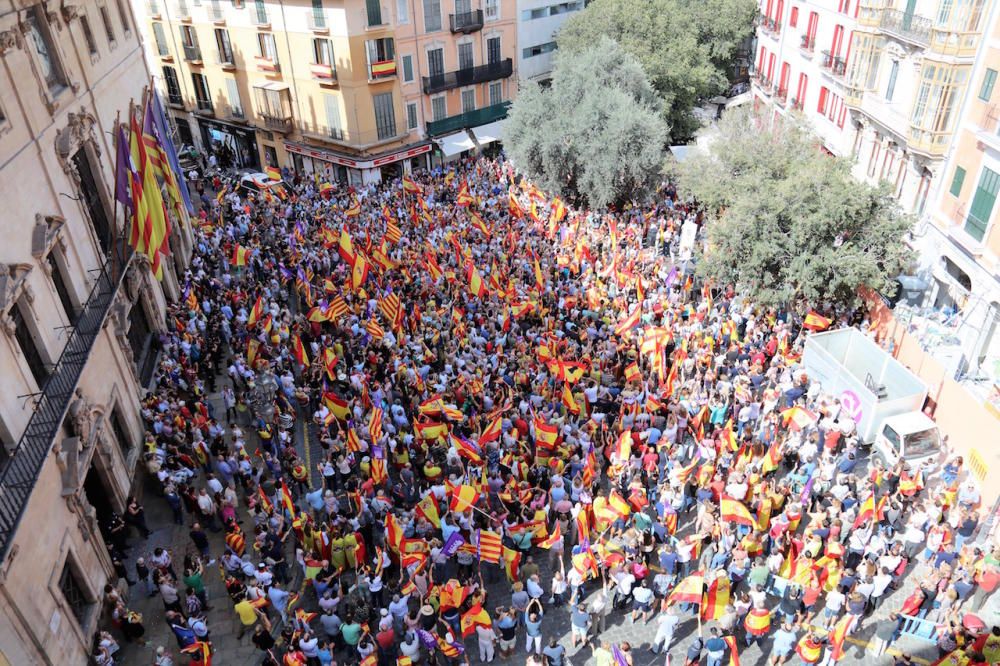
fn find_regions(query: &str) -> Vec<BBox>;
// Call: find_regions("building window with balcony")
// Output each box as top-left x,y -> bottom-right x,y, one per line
152,22 -> 169,56
323,94 -> 344,139
406,101 -> 418,129
367,0 -> 384,26
489,80 -> 502,106
313,38 -> 333,66
965,167 -> 998,242
47,251 -> 78,325
254,84 -> 292,131
461,88 -> 475,113
116,0 -> 130,33
373,92 -> 396,140
11,297 -> 49,387
423,0 -> 441,31
59,559 -> 95,631
366,38 -> 395,78
401,54 -> 414,82
949,166 -> 966,197
911,64 -> 968,148
191,72 -> 212,111
487,36 -> 501,64
79,14 -> 99,56
72,148 -> 113,254
99,5 -> 116,44
225,78 -> 243,117
215,28 -> 234,64
431,95 -> 446,121
427,47 -> 444,77
163,66 -> 182,105
458,42 -> 473,70
180,25 -> 201,61
258,32 -> 278,64
26,6 -> 69,96
980,68 -> 997,102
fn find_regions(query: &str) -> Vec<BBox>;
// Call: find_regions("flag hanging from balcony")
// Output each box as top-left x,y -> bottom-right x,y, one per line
127,108 -> 169,280
143,99 -> 184,227
150,93 -> 194,214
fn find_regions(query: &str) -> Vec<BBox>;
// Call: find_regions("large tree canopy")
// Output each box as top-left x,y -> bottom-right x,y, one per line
557,0 -> 757,141
505,37 -> 667,210
674,109 -> 911,309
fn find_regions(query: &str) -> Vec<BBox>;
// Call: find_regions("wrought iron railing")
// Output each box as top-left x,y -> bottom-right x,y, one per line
183,44 -> 202,61
880,9 -> 931,46
422,58 -> 512,95
426,100 -> 510,137
0,242 -> 133,563
450,9 -> 484,33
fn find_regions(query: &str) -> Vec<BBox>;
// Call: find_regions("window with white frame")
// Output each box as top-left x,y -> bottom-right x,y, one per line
488,81 -> 502,106
406,102 -> 418,130
461,88 -> 475,113
401,54 -> 414,82
485,0 -> 499,21
431,95 -> 446,121
258,32 -> 278,62
423,0 -> 441,31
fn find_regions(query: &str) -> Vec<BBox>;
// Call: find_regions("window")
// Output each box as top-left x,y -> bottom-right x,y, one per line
26,7 -> 68,94
423,0 -> 441,31
965,167 -> 999,242
487,36 -> 500,64
431,95 -> 446,121
255,85 -> 289,118
111,405 -> 133,455
258,32 -> 277,63
950,166 -> 966,197
523,42 -> 556,58
152,22 -> 169,56
191,72 -> 211,110
313,38 -> 333,65
885,60 -> 899,102
372,92 -> 396,140
817,86 -> 829,114
80,14 -> 99,55
456,0 -> 471,14
12,299 -> 49,387
99,6 -> 116,43
59,561 -> 93,630
253,0 -> 268,23
789,6 -> 798,26
489,81 -> 502,106
458,42 -> 473,70
116,0 -> 130,33
72,148 -> 113,253
225,78 -> 243,117
128,301 -> 155,383
311,0 -> 325,27
366,0 -> 383,26
795,72 -> 808,108
323,94 -> 343,139
980,68 -> 997,101
180,24 -> 200,60
485,0 -> 499,21
216,28 -> 233,64
406,101 -> 418,130
366,38 -> 395,78
396,0 -> 409,23
48,252 -> 77,324
163,65 -> 182,104
461,88 -> 475,113
401,54 -> 414,82
427,47 -> 444,77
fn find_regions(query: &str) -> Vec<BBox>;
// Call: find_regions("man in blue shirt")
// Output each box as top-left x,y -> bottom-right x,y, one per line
704,628 -> 728,666
770,621 -> 798,664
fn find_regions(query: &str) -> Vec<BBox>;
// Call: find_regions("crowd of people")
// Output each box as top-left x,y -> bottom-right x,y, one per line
93,155 -> 1000,666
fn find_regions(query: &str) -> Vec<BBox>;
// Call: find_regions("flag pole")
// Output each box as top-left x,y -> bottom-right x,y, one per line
111,109 -> 123,282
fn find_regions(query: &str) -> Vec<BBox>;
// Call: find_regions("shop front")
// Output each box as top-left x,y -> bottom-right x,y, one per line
196,117 -> 260,171
283,140 -> 432,186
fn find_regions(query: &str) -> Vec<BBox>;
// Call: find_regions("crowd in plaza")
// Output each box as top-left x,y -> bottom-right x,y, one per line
92,155 -> 1000,666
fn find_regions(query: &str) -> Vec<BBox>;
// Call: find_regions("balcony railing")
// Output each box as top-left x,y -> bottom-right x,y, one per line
0,241 -> 133,564
821,50 -> 847,77
800,34 -> 816,53
450,9 -> 484,33
422,58 -> 513,95
182,44 -> 202,62
369,59 -> 396,80
261,114 -> 292,132
759,16 -> 779,35
426,100 -> 511,137
310,63 -> 338,83
167,92 -> 183,106
880,9 -> 931,46
298,120 -> 346,142
195,98 -> 213,113
216,50 -> 236,68
774,87 -> 788,105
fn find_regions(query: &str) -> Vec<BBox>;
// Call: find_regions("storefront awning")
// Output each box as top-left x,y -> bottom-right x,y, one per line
437,131 -> 476,157
472,120 -> 504,146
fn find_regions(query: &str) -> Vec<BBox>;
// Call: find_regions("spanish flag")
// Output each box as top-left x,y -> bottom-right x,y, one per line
449,484 -> 480,513
802,310 -> 832,331
351,253 -> 370,290
701,574 -> 731,621
467,262 -> 487,298
415,420 -> 448,441
318,181 -> 334,197
469,210 -> 490,236
667,571 -> 705,606
533,418 -> 559,449
624,361 -> 641,383
501,546 -> 521,581
721,497 -> 757,529
265,165 -> 281,181
561,383 -> 580,415
551,197 -> 567,223
402,174 -> 421,194
721,418 -> 738,452
607,490 -> 632,519
180,641 -> 212,666
384,513 -> 404,552
257,485 -> 273,514
478,415 -> 503,445
460,603 -> 492,637
231,244 -> 251,267
322,392 -> 350,420
292,335 -> 310,367
338,226 -> 355,264
456,181 -> 475,207
345,198 -> 361,217
614,306 -> 642,336
415,494 -> 441,528
761,440 -> 783,474
246,295 -> 264,328
828,613 -> 855,661
280,480 -> 296,518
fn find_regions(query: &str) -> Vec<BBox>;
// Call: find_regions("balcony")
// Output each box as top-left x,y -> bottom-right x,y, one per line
195,99 -> 213,114
759,16 -> 779,36
450,9 -> 484,33
426,100 -> 511,137
368,59 -> 397,81
298,120 -> 345,142
422,58 -> 513,95
800,34 -> 816,54
310,63 -> 338,84
167,92 -> 183,106
0,241 -> 133,565
182,44 -> 202,62
790,96 -> 804,111
261,113 -> 292,133
774,87 -> 788,106
256,56 -> 280,73
307,11 -> 328,32
216,51 -> 236,70
880,9 -> 931,47
908,125 -> 950,157
821,50 -> 847,78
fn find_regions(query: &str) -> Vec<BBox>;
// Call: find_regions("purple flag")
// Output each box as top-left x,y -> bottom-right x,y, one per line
442,531 -> 465,557
665,265 -> 678,288
416,629 -> 437,650
800,472 -> 817,504
114,125 -> 134,214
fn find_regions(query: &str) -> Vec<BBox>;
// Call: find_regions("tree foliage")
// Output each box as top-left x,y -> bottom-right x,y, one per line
505,37 -> 667,210
557,0 -> 757,141
673,109 -> 911,309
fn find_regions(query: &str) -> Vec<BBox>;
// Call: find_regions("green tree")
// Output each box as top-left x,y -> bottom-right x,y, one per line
557,0 -> 757,141
505,37 -> 667,210
673,109 -> 911,309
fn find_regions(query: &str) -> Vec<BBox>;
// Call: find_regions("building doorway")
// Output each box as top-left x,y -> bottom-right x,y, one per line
83,460 -> 117,542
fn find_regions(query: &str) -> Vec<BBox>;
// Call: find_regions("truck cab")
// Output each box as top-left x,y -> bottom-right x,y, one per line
873,412 -> 942,468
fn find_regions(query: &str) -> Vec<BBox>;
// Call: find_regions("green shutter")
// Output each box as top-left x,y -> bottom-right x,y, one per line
949,166 -> 966,196
979,68 -> 997,101
965,167 -> 1000,242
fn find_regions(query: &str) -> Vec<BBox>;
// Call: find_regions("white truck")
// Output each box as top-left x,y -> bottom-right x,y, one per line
802,327 -> 942,468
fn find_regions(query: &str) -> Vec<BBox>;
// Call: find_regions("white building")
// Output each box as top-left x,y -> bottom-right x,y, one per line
516,0 -> 585,84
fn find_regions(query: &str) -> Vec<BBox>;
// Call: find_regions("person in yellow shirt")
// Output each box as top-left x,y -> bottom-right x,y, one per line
234,596 -> 263,638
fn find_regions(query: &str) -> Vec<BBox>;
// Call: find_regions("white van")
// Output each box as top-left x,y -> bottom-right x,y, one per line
873,412 -> 942,468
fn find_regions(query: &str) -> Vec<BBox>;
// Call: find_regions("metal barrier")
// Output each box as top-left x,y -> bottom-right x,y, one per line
897,614 -> 938,642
